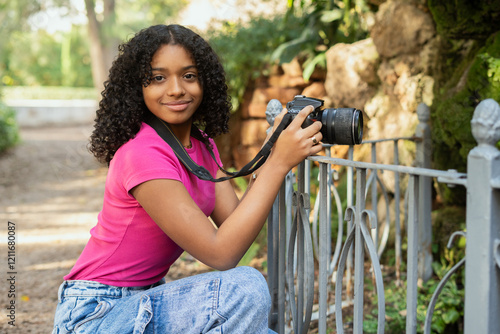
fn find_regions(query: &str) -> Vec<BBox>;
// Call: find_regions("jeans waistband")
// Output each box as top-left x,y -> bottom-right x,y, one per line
58,278 -> 166,301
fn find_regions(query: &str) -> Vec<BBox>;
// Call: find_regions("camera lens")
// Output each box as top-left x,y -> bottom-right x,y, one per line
319,108 -> 363,145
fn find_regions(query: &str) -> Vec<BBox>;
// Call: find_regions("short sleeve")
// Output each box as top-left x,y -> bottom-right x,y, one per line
110,129 -> 184,194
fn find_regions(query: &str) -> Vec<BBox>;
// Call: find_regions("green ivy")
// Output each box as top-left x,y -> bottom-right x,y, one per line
431,32 -> 500,204
428,0 -> 500,40
479,53 -> 500,83
367,240 -> 466,334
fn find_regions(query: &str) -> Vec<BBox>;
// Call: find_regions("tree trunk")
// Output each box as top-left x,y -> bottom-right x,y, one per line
102,0 -> 119,78
84,0 -> 118,92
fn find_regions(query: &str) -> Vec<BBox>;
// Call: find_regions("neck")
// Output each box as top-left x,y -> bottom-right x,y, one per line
169,122 -> 192,149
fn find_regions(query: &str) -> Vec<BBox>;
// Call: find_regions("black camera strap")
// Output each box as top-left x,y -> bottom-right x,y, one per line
144,113 -> 292,182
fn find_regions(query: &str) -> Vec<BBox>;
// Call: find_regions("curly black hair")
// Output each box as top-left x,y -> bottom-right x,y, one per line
89,24 -> 232,164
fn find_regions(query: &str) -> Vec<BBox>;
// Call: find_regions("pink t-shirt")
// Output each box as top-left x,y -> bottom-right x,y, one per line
64,123 -> 221,287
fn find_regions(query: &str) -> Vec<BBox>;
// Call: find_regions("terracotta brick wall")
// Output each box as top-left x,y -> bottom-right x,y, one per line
220,59 -> 327,170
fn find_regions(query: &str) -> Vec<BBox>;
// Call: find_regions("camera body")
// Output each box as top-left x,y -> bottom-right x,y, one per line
286,95 -> 363,145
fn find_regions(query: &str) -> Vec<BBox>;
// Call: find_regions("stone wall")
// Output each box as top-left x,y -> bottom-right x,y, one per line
226,0 -> 438,184
6,99 -> 98,127
222,58 -> 328,170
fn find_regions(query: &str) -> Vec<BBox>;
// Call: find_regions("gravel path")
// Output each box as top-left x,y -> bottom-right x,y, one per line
0,125 -> 107,333
0,125 -> 210,333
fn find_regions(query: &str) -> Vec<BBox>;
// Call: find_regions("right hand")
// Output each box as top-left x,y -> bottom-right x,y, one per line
268,105 -> 323,172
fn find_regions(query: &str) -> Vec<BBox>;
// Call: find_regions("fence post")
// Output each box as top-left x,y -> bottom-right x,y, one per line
464,98 -> 500,333
265,99 -> 283,333
415,103 -> 433,282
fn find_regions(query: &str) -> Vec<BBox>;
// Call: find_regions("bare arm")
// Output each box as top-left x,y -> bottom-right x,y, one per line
131,106 -> 323,270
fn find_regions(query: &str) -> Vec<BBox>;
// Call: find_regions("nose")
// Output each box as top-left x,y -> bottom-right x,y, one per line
166,77 -> 185,97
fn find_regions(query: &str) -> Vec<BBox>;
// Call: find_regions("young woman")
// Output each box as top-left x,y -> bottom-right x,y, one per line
52,24 -> 323,334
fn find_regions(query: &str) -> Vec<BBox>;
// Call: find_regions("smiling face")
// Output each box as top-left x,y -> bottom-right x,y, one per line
142,44 -> 203,136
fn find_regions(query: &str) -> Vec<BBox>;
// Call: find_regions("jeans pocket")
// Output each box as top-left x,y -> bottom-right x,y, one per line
133,295 -> 153,334
74,299 -> 112,332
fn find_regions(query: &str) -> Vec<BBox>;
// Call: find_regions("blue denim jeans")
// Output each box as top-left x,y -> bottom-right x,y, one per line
53,266 -> 277,333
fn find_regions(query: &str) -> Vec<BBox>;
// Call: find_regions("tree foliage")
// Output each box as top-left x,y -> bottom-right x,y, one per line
1,26 -> 94,87
0,0 -> 42,32
0,0 -> 188,89
206,15 -> 303,109
272,0 -> 371,80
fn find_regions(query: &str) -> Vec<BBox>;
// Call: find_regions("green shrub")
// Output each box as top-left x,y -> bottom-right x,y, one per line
272,0 -> 371,81
206,15 -> 303,110
375,265 -> 464,334
431,32 -> 500,204
0,101 -> 19,153
428,0 -> 500,40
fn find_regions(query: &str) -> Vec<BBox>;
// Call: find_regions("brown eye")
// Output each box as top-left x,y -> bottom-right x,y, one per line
184,73 -> 197,80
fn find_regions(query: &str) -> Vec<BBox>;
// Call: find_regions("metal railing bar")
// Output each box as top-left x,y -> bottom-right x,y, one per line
308,155 -> 467,181
298,193 -> 315,334
353,169 -> 367,334
394,140 -> 402,283
322,136 -> 418,146
323,152 -> 333,272
311,184 -> 321,260
297,214 -> 305,333
278,181 -> 287,333
366,169 -> 379,246
268,195 -> 279,331
370,144 -> 379,251
406,175 -> 419,334
285,171 -> 294,274
360,209 -> 386,334
335,220 -> 356,334
286,199 -> 299,332
328,180 -> 345,277
318,162 -> 329,334
296,164 -> 305,333
437,175 -> 468,186
346,147 -> 354,301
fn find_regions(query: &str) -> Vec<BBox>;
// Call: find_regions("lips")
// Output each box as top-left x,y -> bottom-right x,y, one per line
163,100 -> 191,112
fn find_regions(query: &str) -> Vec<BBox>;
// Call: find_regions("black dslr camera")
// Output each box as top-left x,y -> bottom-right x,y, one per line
286,95 -> 363,145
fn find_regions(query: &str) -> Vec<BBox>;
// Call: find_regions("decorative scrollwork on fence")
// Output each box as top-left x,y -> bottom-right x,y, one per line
424,231 -> 466,334
286,191 -> 315,333
494,238 -> 500,270
366,169 -> 392,257
311,168 -> 344,276
335,204 -> 386,334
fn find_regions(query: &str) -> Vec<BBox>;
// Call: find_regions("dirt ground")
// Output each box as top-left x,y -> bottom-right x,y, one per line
0,124 -> 211,333
0,124 -> 339,334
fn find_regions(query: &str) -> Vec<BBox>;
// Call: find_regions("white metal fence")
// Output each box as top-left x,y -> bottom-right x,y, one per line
266,99 -> 500,333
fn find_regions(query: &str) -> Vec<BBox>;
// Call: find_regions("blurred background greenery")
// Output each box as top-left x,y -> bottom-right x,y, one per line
0,0 -> 370,103
1,0 -> 499,179
1,0 -> 499,228
1,2 -> 499,332
0,0 -> 373,150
